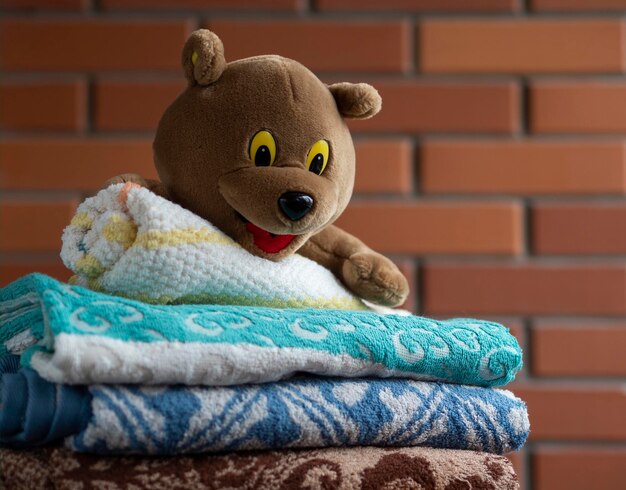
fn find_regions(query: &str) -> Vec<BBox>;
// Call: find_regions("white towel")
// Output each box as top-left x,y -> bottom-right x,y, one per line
61,183 -> 367,310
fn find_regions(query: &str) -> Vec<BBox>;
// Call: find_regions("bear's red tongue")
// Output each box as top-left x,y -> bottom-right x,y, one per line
245,222 -> 295,254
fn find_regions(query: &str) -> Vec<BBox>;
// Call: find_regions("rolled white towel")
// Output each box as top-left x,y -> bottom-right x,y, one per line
61,183 -> 367,310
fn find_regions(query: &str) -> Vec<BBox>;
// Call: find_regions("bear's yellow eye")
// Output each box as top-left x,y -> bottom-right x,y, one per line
249,130 -> 276,167
307,140 -> 329,175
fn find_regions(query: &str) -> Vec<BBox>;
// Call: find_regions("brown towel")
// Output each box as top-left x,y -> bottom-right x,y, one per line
0,446 -> 519,490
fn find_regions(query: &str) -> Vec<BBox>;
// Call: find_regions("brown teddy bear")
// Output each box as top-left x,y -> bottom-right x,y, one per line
108,29 -> 409,307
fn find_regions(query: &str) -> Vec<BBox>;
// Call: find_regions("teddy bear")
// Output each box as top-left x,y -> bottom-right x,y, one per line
108,29 -> 409,307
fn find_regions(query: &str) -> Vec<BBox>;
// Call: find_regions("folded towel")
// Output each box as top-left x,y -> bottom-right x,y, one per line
0,363 -> 529,454
0,357 -> 90,448
0,274 -> 522,387
76,378 -> 528,455
0,446 -> 520,490
61,183 -> 367,310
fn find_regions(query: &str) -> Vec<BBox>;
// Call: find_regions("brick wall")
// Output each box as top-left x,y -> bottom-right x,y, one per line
1,1 -> 625,488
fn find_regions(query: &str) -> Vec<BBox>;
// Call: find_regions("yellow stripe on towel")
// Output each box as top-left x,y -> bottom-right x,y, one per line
102,215 -> 137,249
70,212 -> 93,230
134,228 -> 235,250
104,289 -> 367,310
75,255 -> 105,279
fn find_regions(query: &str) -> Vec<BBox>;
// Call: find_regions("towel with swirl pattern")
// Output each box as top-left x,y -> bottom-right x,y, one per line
0,446 -> 521,490
1,274 -> 522,387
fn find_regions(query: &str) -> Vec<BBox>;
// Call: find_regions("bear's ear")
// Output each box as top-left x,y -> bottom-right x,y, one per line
328,82 -> 382,119
182,29 -> 226,86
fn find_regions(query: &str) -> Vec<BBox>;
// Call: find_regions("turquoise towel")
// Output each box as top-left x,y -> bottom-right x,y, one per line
0,274 -> 522,387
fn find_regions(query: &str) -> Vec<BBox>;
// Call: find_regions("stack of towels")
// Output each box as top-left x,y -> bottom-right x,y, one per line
0,184 -> 528,489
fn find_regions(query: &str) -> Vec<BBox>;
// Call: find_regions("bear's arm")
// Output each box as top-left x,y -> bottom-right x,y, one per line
300,224 -> 409,307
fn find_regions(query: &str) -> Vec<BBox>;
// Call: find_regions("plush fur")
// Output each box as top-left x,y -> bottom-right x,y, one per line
106,29 -> 409,307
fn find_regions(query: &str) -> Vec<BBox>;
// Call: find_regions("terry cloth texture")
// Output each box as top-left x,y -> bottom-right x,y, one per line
0,358 -> 90,448
0,446 -> 519,490
61,183 -> 367,310
72,377 -> 529,455
0,365 -> 529,455
0,274 -> 522,387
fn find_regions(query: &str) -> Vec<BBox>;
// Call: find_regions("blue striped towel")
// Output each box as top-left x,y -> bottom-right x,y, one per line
0,363 -> 528,455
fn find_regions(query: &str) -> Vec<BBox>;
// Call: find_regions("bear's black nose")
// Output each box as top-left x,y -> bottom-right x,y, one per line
278,192 -> 314,221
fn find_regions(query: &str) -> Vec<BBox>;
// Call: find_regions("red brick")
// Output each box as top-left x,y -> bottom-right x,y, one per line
102,0 -> 298,9
532,0 -> 626,11
0,139 -> 156,191
531,82 -> 626,133
0,0 -> 85,9
0,80 -> 86,131
317,0 -> 516,12
335,202 -> 522,255
421,140 -> 626,195
423,264 -> 626,315
94,80 -> 185,131
534,203 -> 626,254
0,260 -> 72,287
534,448 -> 626,490
532,322 -> 626,376
513,385 -> 626,440
348,82 -> 518,134
0,20 -> 192,71
0,202 -> 77,253
354,140 -> 413,194
207,20 -> 410,73
420,20 -> 625,73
